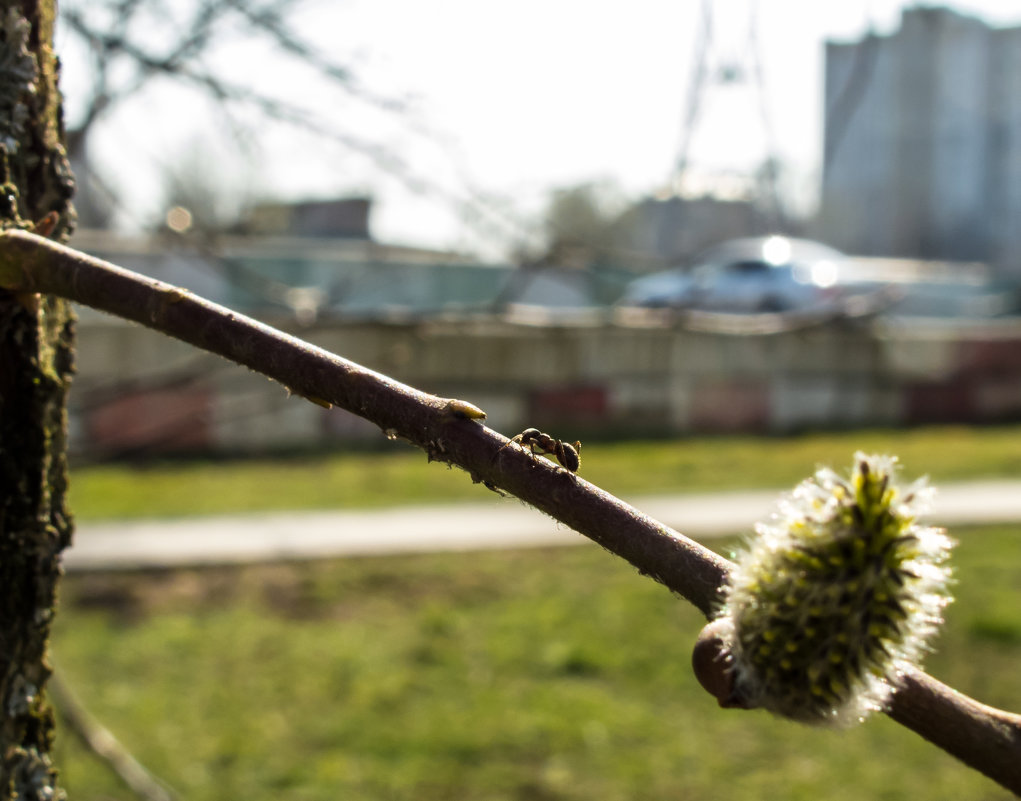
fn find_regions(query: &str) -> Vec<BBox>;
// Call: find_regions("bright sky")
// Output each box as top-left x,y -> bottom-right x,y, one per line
57,0 -> 1021,257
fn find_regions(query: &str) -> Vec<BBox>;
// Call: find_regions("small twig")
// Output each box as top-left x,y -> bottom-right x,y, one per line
48,670 -> 176,801
1,230 -> 1019,794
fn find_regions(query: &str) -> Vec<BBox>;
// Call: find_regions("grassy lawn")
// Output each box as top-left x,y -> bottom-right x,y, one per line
54,425 -> 1021,798
52,524 -> 1021,801
69,423 -> 1021,520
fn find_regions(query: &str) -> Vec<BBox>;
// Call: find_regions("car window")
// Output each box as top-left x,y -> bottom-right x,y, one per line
728,260 -> 771,274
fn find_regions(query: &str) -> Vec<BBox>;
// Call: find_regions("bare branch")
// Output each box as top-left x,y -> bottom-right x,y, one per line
887,669 -> 1021,793
49,670 -> 176,801
223,0 -> 410,114
0,230 -> 729,612
62,0 -> 534,249
1,230 -> 1018,794
64,1 -> 231,131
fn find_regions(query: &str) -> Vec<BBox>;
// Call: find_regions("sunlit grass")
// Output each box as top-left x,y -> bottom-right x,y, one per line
70,423 -> 1021,520
53,524 -> 1020,800
54,426 -> 1021,798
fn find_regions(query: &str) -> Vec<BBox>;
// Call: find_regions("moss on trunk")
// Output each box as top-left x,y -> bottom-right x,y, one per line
0,2 -> 75,798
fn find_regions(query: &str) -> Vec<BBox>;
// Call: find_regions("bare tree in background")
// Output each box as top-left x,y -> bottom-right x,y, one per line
536,182 -> 625,267
60,0 -> 536,250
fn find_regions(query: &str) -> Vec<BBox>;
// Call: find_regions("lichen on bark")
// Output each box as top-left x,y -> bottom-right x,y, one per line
0,2 -> 75,799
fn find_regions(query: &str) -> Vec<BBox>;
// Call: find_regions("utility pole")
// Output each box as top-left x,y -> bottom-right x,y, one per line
669,0 -> 783,227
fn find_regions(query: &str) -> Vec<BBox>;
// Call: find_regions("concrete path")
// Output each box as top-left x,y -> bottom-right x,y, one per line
64,479 -> 1021,571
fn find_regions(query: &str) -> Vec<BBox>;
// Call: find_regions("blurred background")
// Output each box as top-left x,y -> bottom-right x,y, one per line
57,0 -> 1021,460
50,3 -> 1021,800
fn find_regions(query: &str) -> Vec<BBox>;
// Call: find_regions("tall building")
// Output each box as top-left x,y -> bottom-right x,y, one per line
819,6 -> 1021,276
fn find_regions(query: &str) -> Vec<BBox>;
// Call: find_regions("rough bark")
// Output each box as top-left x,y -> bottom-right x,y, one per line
0,2 -> 76,799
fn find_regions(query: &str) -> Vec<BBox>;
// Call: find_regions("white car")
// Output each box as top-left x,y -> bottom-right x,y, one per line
619,235 -> 850,313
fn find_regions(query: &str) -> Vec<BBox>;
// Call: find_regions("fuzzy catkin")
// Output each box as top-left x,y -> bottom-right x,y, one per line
718,453 -> 954,726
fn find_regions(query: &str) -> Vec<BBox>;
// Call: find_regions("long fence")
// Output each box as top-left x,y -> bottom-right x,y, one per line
69,308 -> 1021,458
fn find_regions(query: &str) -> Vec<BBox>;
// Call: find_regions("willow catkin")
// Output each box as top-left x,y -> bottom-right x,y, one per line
708,453 -> 954,726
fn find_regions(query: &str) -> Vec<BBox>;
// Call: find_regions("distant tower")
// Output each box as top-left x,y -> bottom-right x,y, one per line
668,0 -> 783,227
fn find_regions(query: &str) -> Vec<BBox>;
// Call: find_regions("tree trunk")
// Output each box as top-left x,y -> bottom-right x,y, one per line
0,1 -> 76,799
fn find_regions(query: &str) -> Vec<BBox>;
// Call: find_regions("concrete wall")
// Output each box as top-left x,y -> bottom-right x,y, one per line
69,311 -> 1021,458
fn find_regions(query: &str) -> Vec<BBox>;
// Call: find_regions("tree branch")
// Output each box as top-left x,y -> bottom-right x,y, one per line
0,230 -> 729,612
1,230 -> 1018,794
887,669 -> 1021,793
48,670 -> 175,801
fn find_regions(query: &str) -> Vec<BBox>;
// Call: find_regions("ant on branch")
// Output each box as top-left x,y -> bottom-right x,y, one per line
502,427 -> 582,473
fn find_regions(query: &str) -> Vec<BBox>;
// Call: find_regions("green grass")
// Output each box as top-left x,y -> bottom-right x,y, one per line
55,425 -> 1021,797
69,423 -> 1021,520
52,525 -> 1021,801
